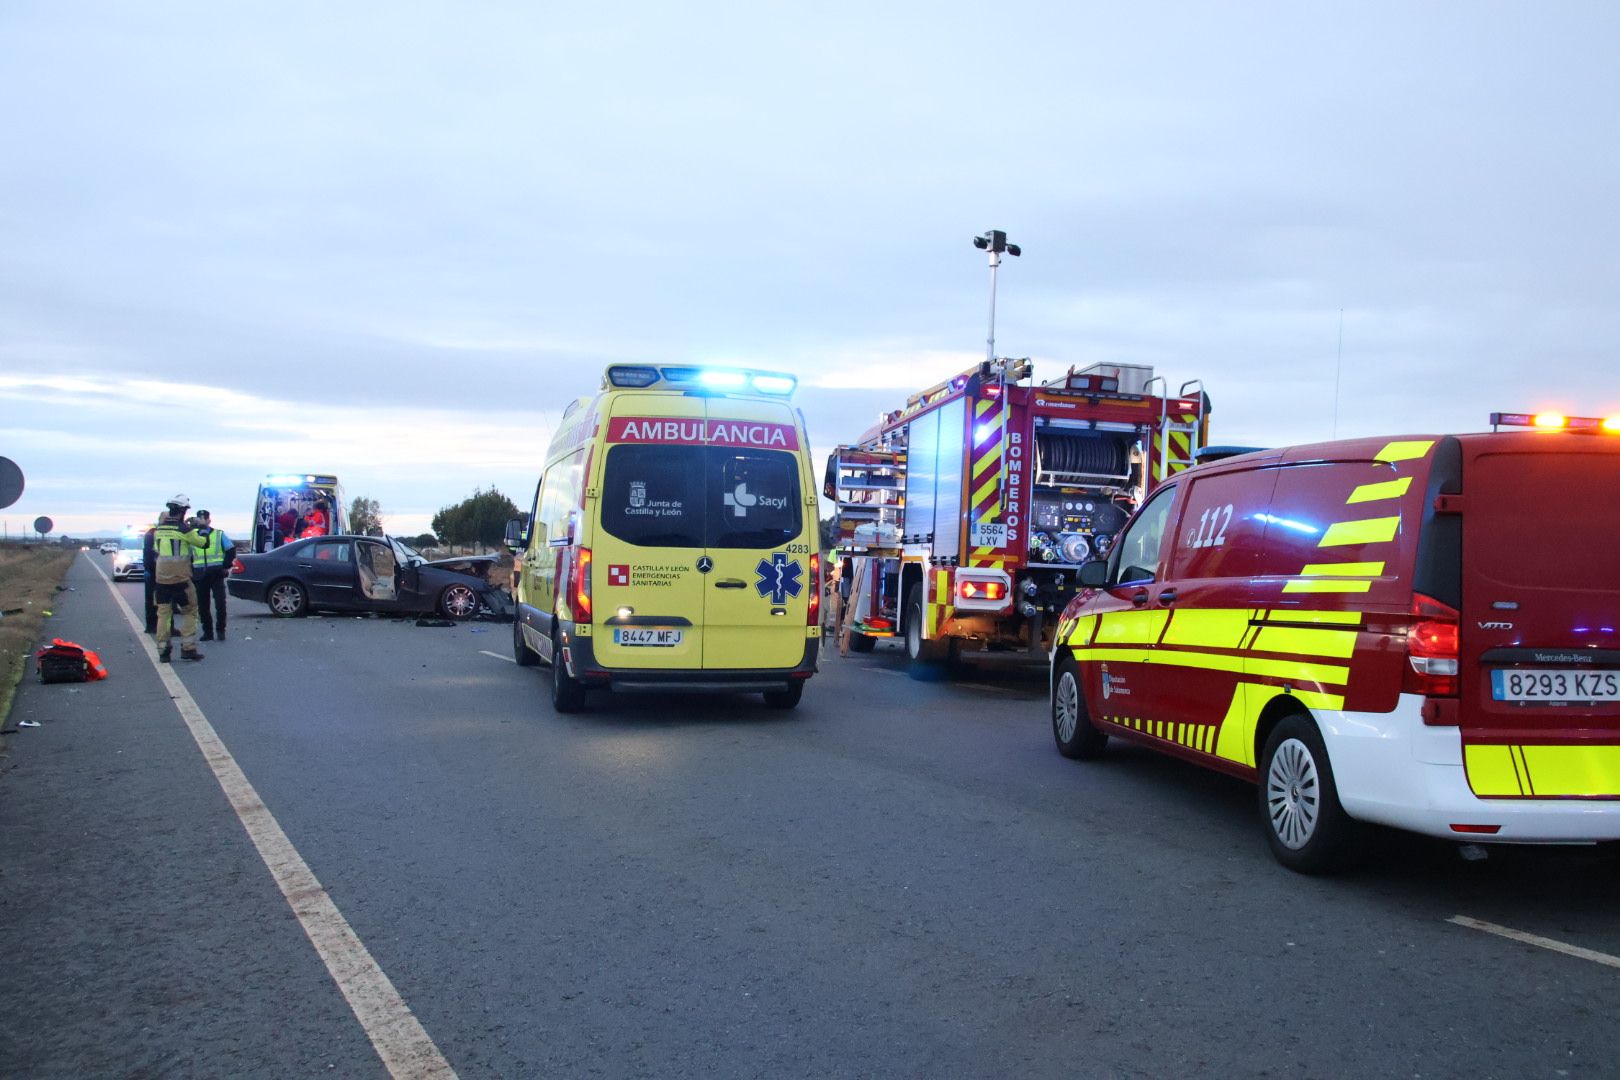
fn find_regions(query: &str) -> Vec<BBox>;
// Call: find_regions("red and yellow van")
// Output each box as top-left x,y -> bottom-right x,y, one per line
1050,416 -> 1620,871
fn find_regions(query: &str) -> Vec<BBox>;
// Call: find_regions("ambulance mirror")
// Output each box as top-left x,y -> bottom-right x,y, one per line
1078,561 -> 1109,588
504,515 -> 529,552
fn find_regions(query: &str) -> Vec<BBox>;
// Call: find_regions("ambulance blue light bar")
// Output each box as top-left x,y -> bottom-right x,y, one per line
604,365 -> 797,396
265,473 -> 326,485
1491,411 -> 1620,433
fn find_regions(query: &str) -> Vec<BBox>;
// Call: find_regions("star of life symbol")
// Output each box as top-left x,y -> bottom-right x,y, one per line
723,481 -> 758,517
753,552 -> 803,604
629,481 -> 647,508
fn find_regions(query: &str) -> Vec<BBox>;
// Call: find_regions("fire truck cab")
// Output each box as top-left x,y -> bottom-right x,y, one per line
825,358 -> 1208,675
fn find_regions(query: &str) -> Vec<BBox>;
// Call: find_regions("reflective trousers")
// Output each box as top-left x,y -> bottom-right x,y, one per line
156,581 -> 199,649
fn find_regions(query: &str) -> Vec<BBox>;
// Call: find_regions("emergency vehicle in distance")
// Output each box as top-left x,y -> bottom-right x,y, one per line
250,474 -> 345,552
824,357 -> 1209,675
505,364 -> 821,712
1051,410 -> 1620,872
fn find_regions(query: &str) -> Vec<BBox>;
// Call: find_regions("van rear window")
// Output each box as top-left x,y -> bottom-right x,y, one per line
1471,451 -> 1620,588
601,446 -> 802,549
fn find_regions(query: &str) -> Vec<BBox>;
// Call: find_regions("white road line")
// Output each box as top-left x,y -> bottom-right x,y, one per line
478,650 -> 516,664
91,558 -> 458,1079
1449,915 -> 1620,971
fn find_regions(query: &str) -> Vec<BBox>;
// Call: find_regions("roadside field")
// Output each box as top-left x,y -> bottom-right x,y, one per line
0,544 -> 78,730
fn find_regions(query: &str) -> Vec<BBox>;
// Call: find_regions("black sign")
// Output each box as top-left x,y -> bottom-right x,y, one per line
0,457 -> 22,510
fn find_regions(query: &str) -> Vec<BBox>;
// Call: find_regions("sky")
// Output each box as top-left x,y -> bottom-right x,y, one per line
3,2 -> 1617,539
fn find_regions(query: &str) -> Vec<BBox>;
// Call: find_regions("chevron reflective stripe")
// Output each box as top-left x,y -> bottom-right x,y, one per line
1318,516 -> 1401,547
1465,743 -> 1620,798
1376,439 -> 1434,463
1162,413 -> 1199,475
927,568 -> 953,636
1347,477 -> 1412,504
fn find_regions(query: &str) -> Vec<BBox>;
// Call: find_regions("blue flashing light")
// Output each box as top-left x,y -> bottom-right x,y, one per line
973,423 -> 994,444
698,369 -> 748,389
266,474 -> 305,486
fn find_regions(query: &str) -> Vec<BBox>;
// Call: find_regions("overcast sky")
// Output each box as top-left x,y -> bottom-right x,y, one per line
3,2 -> 1616,538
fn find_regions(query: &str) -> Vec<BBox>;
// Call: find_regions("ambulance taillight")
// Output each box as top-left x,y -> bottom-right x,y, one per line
807,553 -> 821,627
569,547 -> 593,622
1405,593 -> 1459,697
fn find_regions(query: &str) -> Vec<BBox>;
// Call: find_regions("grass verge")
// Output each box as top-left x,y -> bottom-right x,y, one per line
0,544 -> 79,741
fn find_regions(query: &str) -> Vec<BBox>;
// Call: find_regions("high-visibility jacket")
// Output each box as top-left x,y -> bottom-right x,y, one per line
152,519 -> 206,584
191,528 -> 233,569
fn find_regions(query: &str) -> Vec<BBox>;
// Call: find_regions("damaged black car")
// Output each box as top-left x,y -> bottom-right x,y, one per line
227,534 -> 510,620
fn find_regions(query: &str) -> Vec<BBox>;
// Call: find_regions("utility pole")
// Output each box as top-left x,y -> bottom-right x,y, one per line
973,230 -> 1021,363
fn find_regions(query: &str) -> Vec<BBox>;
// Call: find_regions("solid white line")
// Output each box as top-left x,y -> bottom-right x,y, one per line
478,650 -> 516,664
1449,915 -> 1620,971
91,557 -> 458,1079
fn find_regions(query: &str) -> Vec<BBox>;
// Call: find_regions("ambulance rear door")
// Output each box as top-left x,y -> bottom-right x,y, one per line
701,397 -> 813,670
592,395 -> 710,670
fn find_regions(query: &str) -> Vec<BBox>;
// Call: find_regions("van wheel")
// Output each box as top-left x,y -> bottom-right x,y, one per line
1052,655 -> 1107,760
763,682 -> 803,709
848,632 -> 877,653
267,579 -> 308,618
905,583 -> 950,680
1259,714 -> 1364,874
550,628 -> 587,713
512,616 -> 539,667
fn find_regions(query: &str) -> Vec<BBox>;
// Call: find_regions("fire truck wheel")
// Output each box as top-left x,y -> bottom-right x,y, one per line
1259,713 -> 1365,874
512,615 -> 539,666
550,626 -> 587,714
848,632 -> 877,653
904,583 -> 950,679
1052,655 -> 1107,760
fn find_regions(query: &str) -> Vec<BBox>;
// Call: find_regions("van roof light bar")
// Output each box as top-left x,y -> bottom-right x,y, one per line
1491,411 -> 1620,433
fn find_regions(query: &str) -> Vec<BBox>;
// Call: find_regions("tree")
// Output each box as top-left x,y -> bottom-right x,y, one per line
409,533 -> 440,549
431,487 -> 520,549
348,495 -> 384,537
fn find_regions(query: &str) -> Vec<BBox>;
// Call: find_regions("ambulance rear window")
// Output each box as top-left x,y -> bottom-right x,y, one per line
601,446 -> 802,549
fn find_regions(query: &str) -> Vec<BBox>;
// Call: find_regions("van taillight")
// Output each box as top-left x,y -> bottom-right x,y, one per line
570,547 -> 592,622
807,553 -> 820,626
1406,592 -> 1459,697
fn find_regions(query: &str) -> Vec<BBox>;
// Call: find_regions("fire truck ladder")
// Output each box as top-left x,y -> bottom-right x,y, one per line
1145,377 -> 1208,483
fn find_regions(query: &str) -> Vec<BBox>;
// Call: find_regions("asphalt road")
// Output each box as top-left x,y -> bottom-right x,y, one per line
2,552 -> 1617,1078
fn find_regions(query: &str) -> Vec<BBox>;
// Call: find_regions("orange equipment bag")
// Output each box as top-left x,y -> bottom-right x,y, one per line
35,638 -> 108,683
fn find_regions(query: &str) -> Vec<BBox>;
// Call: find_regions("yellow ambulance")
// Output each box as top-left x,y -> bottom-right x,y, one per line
508,365 -> 821,712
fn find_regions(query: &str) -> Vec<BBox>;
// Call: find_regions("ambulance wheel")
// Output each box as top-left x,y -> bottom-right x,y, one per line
763,682 -> 803,709
1052,655 -> 1107,760
904,583 -> 950,680
848,632 -> 877,653
512,616 -> 539,666
550,627 -> 587,713
1259,714 -> 1364,874
437,583 -> 479,620
267,579 -> 308,618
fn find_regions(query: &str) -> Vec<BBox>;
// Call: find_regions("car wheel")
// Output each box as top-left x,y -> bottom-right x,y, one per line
763,682 -> 804,709
550,626 -> 587,713
513,615 -> 539,667
904,583 -> 950,680
1259,713 -> 1365,874
1052,655 -> 1107,760
267,579 -> 308,618
438,583 -> 479,620
848,632 -> 877,653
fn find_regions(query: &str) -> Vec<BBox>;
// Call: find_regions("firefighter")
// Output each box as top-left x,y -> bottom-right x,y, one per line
152,494 -> 208,662
141,522 -> 159,634
190,509 -> 235,642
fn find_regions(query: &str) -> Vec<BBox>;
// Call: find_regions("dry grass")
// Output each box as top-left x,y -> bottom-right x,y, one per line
0,544 -> 78,732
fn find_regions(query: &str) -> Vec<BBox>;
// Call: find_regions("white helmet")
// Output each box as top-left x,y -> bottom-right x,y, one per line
168,493 -> 191,509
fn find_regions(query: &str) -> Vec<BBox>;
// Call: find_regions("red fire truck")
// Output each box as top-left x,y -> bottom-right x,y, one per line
824,357 -> 1209,675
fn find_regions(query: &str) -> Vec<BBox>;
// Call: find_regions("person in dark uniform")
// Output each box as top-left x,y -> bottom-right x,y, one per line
190,509 -> 235,642
142,522 -> 159,634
